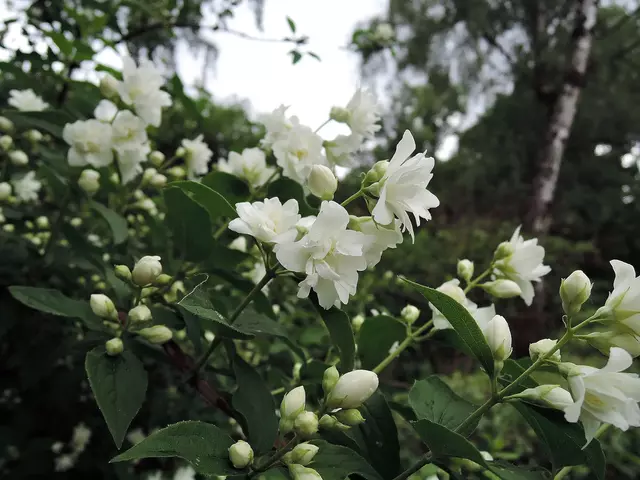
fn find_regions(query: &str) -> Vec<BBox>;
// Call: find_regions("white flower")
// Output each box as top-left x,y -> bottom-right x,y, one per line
275,201 -> 369,309
352,216 -> 403,267
493,226 -> 551,305
561,347 -> 640,443
429,279 -> 496,331
8,89 -> 49,111
325,134 -> 362,166
273,122 -> 327,185
371,130 -> 439,239
94,100 -> 118,122
111,110 -> 148,152
117,57 -> 172,127
181,135 -> 212,179
280,386 -> 306,424
71,423 -> 91,452
326,370 -> 379,409
584,331 -> 640,358
173,466 -> 196,480
63,119 -> 114,168
484,315 -> 512,362
259,105 -> 293,147
596,260 -> 640,336
117,144 -> 150,185
344,88 -> 381,138
55,454 -> 76,472
12,171 -> 42,203
218,147 -> 275,187
229,198 -> 300,244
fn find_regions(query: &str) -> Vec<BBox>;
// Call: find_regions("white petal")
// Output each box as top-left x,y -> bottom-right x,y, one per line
611,260 -> 637,290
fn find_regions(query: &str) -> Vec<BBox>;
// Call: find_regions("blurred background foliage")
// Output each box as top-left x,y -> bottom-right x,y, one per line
2,0 -> 640,478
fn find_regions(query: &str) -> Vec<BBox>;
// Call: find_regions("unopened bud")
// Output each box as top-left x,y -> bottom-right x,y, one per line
132,255 -> 162,286
35,216 -> 49,229
481,279 -> 522,299
294,411 -> 319,437
351,314 -> 365,333
307,165 -> 338,200
90,294 -> 117,320
78,169 -> 101,195
560,270 -> 592,316
0,182 -> 12,201
280,386 -> 306,428
0,135 -> 12,151
373,23 -> 395,43
584,330 -> 640,358
529,338 -> 561,362
362,160 -> 388,189
284,443 -> 319,466
322,365 -> 340,396
494,241 -> 515,260
484,315 -> 512,363
176,146 -> 186,157
150,173 -> 167,188
141,168 -> 157,185
128,305 -> 152,324
326,370 -> 379,409
330,106 -> 351,124
114,265 -> 132,281
155,273 -> 172,286
288,464 -> 323,480
401,304 -> 420,324
105,337 -> 124,356
508,385 -> 573,411
0,116 -> 13,132
100,74 -> 119,99
228,440 -> 254,469
9,150 -> 28,166
149,150 -> 165,166
318,414 -> 349,431
137,325 -> 172,344
334,409 -> 365,426
167,166 -> 186,179
25,129 -> 43,142
457,259 -> 474,282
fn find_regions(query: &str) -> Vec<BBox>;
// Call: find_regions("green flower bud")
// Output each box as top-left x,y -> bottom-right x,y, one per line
362,160 -> 388,189
137,325 -> 173,344
351,314 -> 365,333
90,294 -> 118,320
318,414 -> 350,431
228,440 -> 254,469
529,339 -> 561,362
285,443 -> 319,465
114,265 -> 132,281
560,270 -> 592,316
307,165 -> 338,200
400,304 -> 420,324
494,241 -> 515,260
481,279 -> 522,299
128,305 -> 152,324
330,106 -> 351,123
322,366 -> 340,396
105,337 -> 124,356
294,411 -> 319,437
457,259 -> 474,282
334,409 -> 365,426
149,150 -> 165,166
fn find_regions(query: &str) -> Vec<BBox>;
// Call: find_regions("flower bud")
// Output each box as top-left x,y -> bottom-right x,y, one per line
288,464 -> 323,480
70,217 -> 82,227
401,304 -> 420,324
25,129 -> 43,142
100,74 -> 119,98
132,255 -> 162,286
141,168 -> 158,185
529,338 -> 561,362
322,366 -> 340,396
128,305 -> 152,324
362,160 -> 388,189
155,273 -> 172,286
176,146 -> 186,157
509,385 -> 573,411
78,169 -> 101,195
326,370 -> 379,409
114,265 -> 132,281
9,150 -> 28,166
3,223 -> 14,232
0,182 -> 12,201
137,325 -> 173,344
35,216 -> 49,229
373,23 -> 395,43
294,411 -> 319,437
149,150 -> 165,166
484,315 -> 512,362
105,337 -> 124,356
584,330 -> 640,358
457,259 -> 474,282
285,443 -> 319,466
150,173 -> 167,188
228,440 -> 254,469
0,135 -> 12,151
351,314 -> 365,333
90,294 -> 117,320
0,116 -> 14,132
334,409 -> 365,426
307,165 -> 338,200
481,279 -> 522,299
560,270 -> 592,316
330,106 -> 351,123
318,414 -> 350,431
494,241 -> 515,260
280,386 -> 306,426
167,166 -> 187,179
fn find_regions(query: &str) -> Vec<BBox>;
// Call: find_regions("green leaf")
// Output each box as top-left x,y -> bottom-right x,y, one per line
170,180 -> 236,220
413,419 -> 488,466
286,16 -> 297,32
231,354 -> 278,453
267,177 -> 317,216
181,309 -> 203,354
312,301 -> 355,371
352,392 -> 401,479
48,31 -> 74,57
290,50 -> 303,65
0,110 -> 74,139
402,278 -> 494,376
310,440 -> 383,480
201,171 -> 250,206
177,278 -> 252,340
408,377 -> 478,436
234,309 -> 288,338
89,201 -> 128,245
163,187 -> 213,261
357,315 -> 406,370
85,346 -> 147,449
111,421 -> 239,475
8,286 -> 103,330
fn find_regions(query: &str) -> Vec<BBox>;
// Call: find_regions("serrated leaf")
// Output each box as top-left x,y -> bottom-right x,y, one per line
111,421 -> 239,475
232,354 -> 278,453
85,347 -> 147,448
170,180 -> 236,220
357,315 -> 406,370
312,300 -> 355,371
201,171 -> 250,206
163,187 -> 213,261
310,440 -> 383,480
89,201 -> 128,245
402,278 -> 494,376
408,377 -> 478,436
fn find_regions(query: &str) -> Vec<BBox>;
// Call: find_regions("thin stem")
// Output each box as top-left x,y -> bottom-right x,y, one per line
193,270 -> 275,372
553,424 -> 610,479
341,189 -> 364,208
390,452 -> 433,480
463,267 -> 493,294
372,320 -> 433,374
252,436 -> 299,474
314,118 -> 331,133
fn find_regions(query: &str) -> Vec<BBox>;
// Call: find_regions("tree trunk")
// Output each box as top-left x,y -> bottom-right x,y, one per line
527,0 -> 597,236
